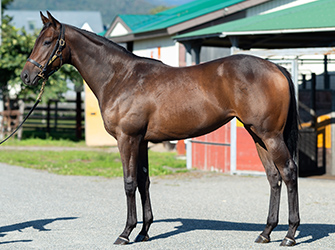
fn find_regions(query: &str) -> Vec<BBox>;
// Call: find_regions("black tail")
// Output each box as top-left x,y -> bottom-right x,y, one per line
276,65 -> 299,159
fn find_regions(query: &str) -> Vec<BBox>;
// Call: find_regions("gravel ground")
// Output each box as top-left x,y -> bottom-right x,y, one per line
0,163 -> 334,249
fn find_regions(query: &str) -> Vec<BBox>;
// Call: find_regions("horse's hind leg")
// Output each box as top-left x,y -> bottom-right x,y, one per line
254,144 -> 282,243
269,139 -> 300,246
246,128 -> 282,244
259,134 -> 300,246
135,141 -> 153,242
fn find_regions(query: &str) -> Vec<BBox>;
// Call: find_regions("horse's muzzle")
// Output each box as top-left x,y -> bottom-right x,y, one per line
21,69 -> 40,86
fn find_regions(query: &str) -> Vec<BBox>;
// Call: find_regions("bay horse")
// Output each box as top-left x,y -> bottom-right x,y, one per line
21,12 -> 300,246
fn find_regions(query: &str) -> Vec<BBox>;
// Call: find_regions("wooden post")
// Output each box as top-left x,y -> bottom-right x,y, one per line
47,101 -> 51,133
54,101 -> 58,129
76,91 -> 82,140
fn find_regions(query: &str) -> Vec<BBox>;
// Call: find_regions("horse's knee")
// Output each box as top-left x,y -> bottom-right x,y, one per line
270,180 -> 282,192
266,168 -> 282,187
124,178 -> 137,195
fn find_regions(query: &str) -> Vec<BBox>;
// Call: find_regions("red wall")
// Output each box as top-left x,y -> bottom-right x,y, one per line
236,126 -> 263,172
192,125 -> 230,172
190,121 -> 263,173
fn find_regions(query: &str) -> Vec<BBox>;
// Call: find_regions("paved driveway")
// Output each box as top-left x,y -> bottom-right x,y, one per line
0,163 -> 334,249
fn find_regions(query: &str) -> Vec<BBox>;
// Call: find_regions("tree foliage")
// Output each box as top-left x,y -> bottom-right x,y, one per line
1,0 -> 14,13
149,5 -> 173,14
0,16 -> 82,103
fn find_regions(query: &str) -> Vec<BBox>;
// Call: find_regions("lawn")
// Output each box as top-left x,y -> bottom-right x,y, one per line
0,139 -> 187,177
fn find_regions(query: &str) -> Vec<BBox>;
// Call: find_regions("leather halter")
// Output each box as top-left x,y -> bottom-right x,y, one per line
27,24 -> 66,80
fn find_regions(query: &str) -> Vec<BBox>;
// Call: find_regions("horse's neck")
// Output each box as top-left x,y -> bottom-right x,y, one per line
67,26 -> 134,101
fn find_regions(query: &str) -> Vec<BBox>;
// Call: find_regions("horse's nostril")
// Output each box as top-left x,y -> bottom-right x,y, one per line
21,71 -> 30,84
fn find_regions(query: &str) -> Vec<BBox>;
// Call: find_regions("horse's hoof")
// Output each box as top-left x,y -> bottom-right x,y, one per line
255,234 -> 270,243
135,234 -> 149,242
114,236 -> 130,245
280,237 -> 296,246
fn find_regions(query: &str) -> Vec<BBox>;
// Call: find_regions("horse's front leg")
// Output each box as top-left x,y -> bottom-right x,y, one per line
114,134 -> 142,245
135,141 -> 153,242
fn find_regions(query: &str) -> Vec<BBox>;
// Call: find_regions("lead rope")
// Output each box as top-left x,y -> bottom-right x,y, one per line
37,80 -> 46,101
0,80 -> 46,145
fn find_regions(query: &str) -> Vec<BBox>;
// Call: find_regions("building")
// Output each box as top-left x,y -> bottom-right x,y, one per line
105,0 -> 335,176
174,0 -> 335,176
105,0 -> 271,66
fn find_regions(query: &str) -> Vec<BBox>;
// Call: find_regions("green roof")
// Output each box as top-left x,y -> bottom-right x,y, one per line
118,14 -> 155,31
175,0 -> 335,40
118,0 -> 245,34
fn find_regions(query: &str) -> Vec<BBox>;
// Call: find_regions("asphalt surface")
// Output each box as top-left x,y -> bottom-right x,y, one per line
0,163 -> 334,249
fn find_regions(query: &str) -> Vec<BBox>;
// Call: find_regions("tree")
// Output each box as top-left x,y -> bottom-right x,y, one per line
2,0 -> 15,14
149,5 -> 173,14
0,15 -> 82,103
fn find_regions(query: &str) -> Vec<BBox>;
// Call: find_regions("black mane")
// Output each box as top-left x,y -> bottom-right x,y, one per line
66,24 -> 133,56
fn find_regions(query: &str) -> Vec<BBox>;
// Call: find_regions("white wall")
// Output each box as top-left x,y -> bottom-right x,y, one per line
247,0 -> 317,17
110,22 -> 128,37
133,36 -> 179,67
251,51 -> 335,85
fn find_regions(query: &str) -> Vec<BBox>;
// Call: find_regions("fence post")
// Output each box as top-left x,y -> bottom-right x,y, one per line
54,101 -> 58,129
47,101 -> 51,133
185,139 -> 192,169
76,91 -> 82,139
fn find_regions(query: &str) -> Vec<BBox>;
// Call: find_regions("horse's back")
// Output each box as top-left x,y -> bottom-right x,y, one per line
144,55 -> 290,141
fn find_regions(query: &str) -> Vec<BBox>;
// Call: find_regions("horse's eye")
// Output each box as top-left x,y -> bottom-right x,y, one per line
43,40 -> 52,46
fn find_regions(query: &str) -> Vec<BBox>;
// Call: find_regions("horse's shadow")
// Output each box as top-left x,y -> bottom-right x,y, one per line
150,218 -> 335,245
0,217 -> 78,244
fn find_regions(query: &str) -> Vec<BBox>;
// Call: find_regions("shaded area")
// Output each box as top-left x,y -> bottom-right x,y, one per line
298,87 -> 334,177
0,217 -> 78,239
0,240 -> 33,245
150,218 -> 335,245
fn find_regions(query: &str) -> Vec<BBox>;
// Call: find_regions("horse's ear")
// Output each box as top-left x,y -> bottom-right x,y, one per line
46,11 -> 61,29
40,11 -> 49,25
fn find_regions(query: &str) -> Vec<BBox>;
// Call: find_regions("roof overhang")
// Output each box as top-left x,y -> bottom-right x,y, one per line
176,31 -> 335,50
220,27 -> 335,37
175,27 -> 335,50
107,0 -> 270,43
166,0 -> 269,34
174,0 -> 335,50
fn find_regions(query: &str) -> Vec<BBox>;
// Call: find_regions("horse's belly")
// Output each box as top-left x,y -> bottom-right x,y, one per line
145,105 -> 234,142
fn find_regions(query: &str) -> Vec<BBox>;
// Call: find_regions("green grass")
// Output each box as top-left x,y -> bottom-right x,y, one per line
3,137 -> 86,147
0,139 -> 187,177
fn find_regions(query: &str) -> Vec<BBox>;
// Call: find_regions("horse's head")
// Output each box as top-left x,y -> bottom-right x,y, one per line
21,11 -> 68,86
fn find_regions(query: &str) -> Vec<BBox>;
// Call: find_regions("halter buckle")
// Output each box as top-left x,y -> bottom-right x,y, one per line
59,38 -> 65,47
